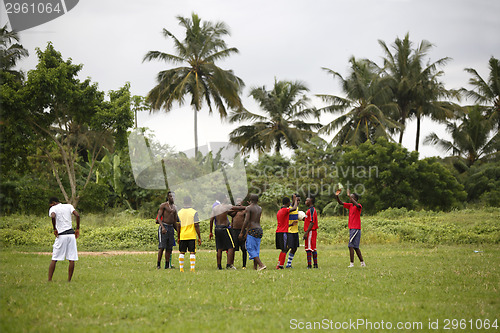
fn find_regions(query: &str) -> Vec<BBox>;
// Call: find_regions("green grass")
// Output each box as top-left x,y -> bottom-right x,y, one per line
1,244 -> 499,332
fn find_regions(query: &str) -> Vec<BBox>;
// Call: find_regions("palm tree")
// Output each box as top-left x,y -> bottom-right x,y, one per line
0,25 -> 29,81
229,79 -> 321,154
462,56 -> 500,129
424,106 -> 499,166
143,13 -> 244,155
318,57 -> 400,146
377,33 -> 454,149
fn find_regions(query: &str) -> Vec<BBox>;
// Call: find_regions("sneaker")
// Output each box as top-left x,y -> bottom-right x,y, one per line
257,265 -> 267,271
348,263 -> 354,268
313,265 -> 318,269
169,265 -> 176,269
285,265 -> 293,269
180,268 -> 184,272
227,265 -> 237,270
190,268 -> 195,272
276,265 -> 284,269
307,265 -> 312,269
242,267 -> 247,270
360,262 -> 366,267
156,266 -> 161,270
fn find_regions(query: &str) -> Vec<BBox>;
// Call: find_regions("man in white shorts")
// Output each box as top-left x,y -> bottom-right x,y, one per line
48,197 -> 80,282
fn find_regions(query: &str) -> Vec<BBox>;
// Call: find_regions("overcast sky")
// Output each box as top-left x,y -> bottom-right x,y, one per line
2,0 -> 499,158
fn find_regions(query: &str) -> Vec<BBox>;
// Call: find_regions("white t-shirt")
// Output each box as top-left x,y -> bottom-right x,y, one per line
48,203 -> 75,233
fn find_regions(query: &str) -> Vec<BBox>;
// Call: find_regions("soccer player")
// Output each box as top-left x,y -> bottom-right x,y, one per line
276,196 -> 298,269
239,194 -> 266,271
303,196 -> 318,269
286,194 -> 301,268
229,198 -> 248,269
176,196 -> 201,272
48,197 -> 80,282
335,188 -> 366,267
209,195 -> 245,270
156,191 -> 179,269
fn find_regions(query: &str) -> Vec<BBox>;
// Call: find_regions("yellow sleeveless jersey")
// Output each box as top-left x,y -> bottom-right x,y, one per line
178,208 -> 199,240
288,206 -> 299,233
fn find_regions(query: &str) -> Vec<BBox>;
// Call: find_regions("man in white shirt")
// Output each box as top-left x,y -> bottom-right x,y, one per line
48,197 -> 80,282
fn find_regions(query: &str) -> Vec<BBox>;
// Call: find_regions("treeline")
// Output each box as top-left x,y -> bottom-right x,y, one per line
1,16 -> 499,217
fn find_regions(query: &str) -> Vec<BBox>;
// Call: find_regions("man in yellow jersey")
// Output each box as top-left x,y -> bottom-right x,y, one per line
176,196 -> 202,272
286,194 -> 301,268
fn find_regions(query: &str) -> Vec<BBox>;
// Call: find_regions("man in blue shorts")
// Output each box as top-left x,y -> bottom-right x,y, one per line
239,194 -> 266,271
335,188 -> 366,267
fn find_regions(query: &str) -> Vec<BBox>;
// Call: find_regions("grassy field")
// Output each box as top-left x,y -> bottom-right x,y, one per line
1,244 -> 499,332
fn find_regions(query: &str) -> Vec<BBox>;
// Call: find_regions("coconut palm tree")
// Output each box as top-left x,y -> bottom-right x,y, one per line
377,33 -> 454,148
143,13 -> 244,155
229,79 -> 321,154
424,106 -> 499,166
462,56 -> 500,129
318,57 -> 399,146
0,25 -> 29,81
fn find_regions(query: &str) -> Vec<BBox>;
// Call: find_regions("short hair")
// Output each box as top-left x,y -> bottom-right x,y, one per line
309,196 -> 316,204
282,197 -> 290,206
49,197 -> 59,204
183,196 -> 192,205
166,191 -> 174,200
249,194 -> 259,203
352,193 -> 359,201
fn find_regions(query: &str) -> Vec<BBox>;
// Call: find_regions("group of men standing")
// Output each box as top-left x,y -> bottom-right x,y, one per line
156,192 -> 267,272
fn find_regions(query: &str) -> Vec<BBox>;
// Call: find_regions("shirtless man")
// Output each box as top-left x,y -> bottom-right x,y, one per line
155,191 -> 179,269
229,198 -> 248,269
239,194 -> 266,271
209,195 -> 245,270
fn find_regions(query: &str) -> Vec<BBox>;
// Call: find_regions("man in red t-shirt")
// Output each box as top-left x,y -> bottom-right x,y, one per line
276,196 -> 298,269
335,188 -> 366,267
303,196 -> 318,269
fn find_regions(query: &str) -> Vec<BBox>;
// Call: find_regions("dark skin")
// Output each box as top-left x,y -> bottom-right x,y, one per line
229,198 -> 247,267
239,194 -> 266,270
156,192 -> 179,267
280,196 -> 299,255
48,201 -> 80,282
209,199 -> 246,268
303,197 -> 314,240
335,188 -> 364,263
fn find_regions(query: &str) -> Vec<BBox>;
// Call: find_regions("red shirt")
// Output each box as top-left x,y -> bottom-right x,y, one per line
343,203 -> 362,229
303,206 -> 318,231
276,207 -> 291,233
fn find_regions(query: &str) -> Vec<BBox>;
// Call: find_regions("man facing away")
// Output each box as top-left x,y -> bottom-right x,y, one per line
176,196 -> 202,272
303,196 -> 319,269
48,197 -> 80,282
229,198 -> 248,269
276,196 -> 298,269
156,191 -> 179,269
239,194 -> 266,271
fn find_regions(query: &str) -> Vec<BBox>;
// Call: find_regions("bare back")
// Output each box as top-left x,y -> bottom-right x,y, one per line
245,203 -> 262,230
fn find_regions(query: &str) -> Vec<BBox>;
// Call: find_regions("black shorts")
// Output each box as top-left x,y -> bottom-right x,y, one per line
215,226 -> 235,250
158,225 -> 175,251
179,239 -> 196,253
275,232 -> 288,251
230,228 -> 246,251
287,232 -> 299,249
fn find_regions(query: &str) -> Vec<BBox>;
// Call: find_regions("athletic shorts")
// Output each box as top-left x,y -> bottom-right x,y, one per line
215,226 -> 235,250
230,228 -> 246,251
287,232 -> 299,249
158,225 -> 175,250
348,229 -> 361,248
52,234 -> 78,261
246,234 -> 261,260
275,232 -> 288,251
179,239 -> 196,253
304,230 -> 317,252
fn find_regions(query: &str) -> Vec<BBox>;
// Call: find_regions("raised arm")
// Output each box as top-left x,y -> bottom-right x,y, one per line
334,189 -> 343,205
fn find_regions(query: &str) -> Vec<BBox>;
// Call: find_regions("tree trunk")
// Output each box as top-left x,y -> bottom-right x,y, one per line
194,108 -> 199,156
415,114 -> 421,152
